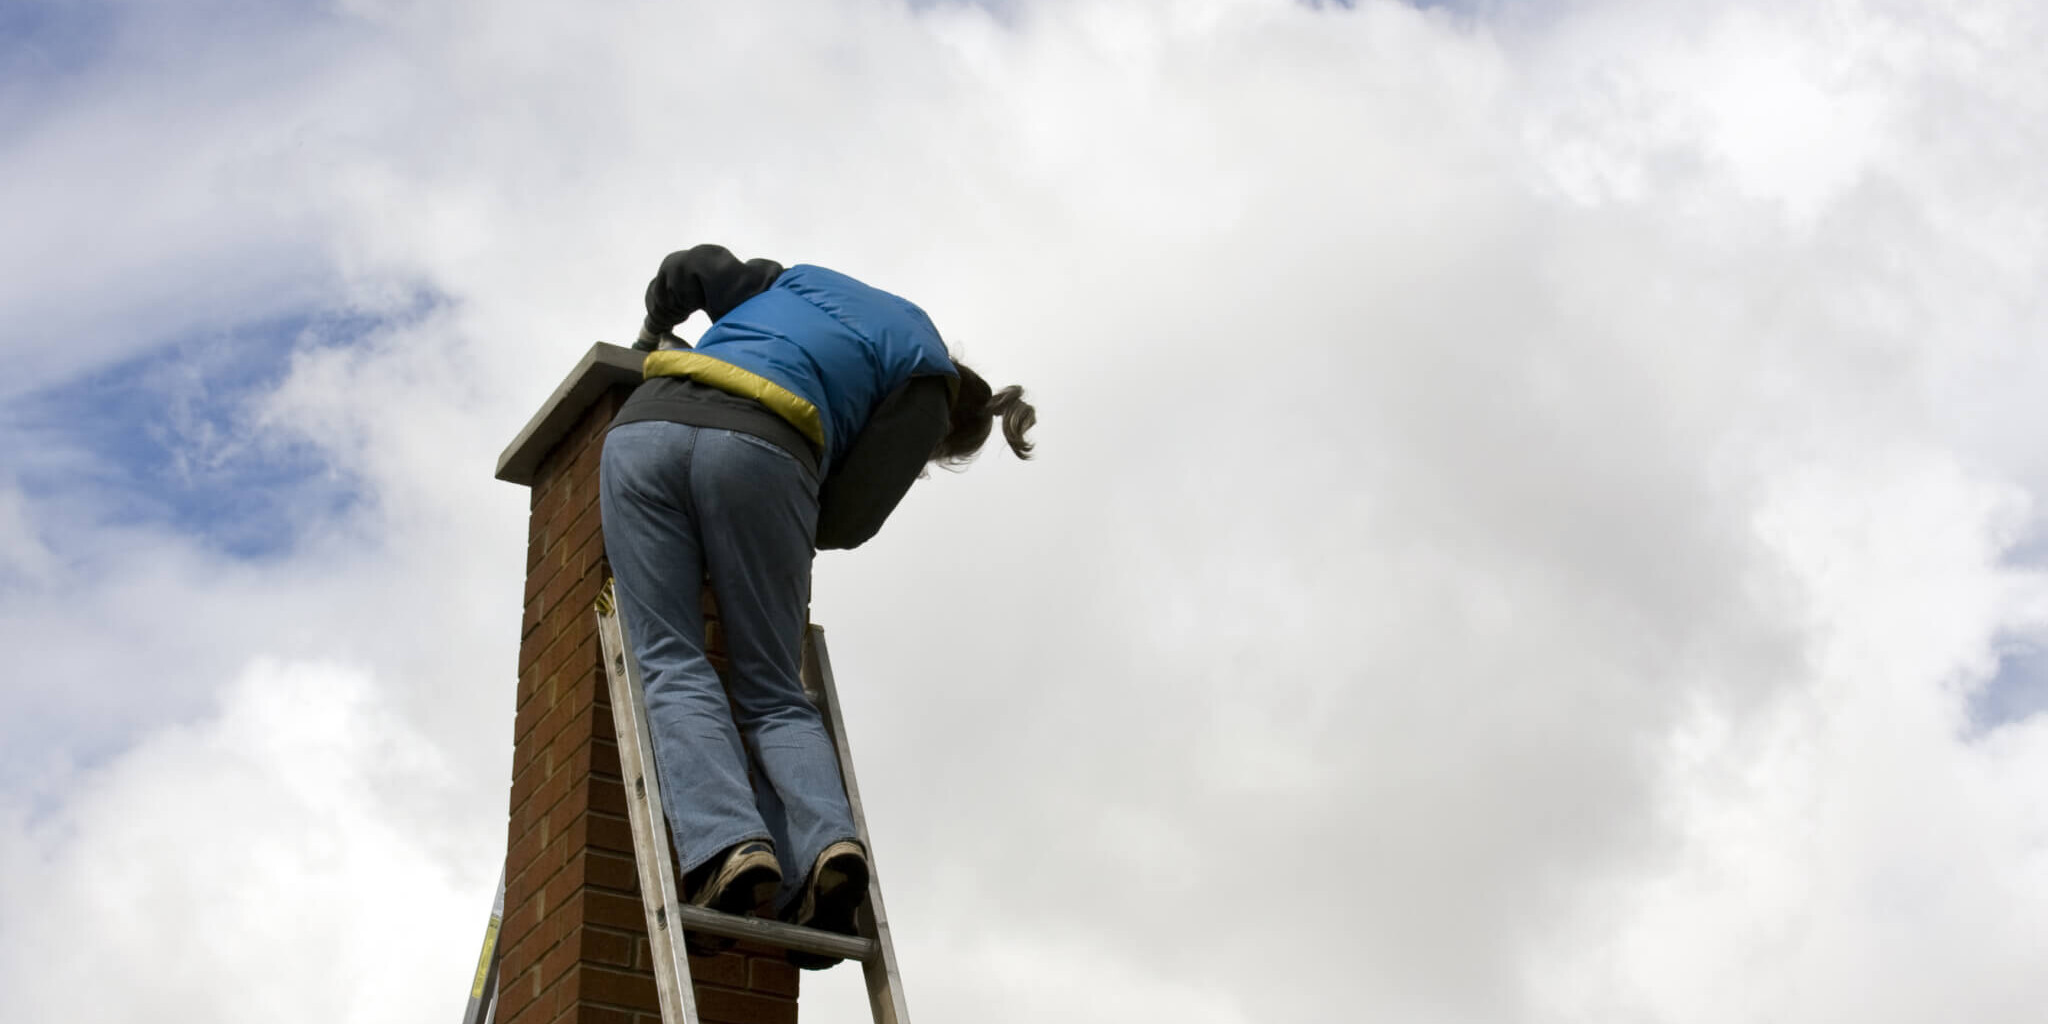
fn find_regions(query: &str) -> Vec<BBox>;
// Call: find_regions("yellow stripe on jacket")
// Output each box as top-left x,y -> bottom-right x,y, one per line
641,350 -> 826,449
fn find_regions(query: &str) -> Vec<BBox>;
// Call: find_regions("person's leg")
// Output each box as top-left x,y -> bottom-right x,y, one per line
688,429 -> 858,910
599,421 -> 772,877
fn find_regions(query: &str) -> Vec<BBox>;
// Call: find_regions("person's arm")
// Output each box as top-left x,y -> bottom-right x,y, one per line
815,376 -> 953,550
637,244 -> 785,349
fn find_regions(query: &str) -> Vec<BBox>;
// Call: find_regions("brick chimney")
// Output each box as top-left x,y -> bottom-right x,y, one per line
494,343 -> 800,1024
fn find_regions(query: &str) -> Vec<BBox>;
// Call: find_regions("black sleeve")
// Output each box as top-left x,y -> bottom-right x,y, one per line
815,376 -> 953,551
639,244 -> 785,346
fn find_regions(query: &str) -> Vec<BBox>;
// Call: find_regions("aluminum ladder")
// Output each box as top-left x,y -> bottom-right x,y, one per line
461,869 -> 505,1024
592,579 -> 913,1024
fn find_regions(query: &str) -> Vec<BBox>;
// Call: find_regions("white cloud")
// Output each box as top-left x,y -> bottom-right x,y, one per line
4,0 -> 2048,1022
0,659 -> 489,1024
0,482 -> 58,585
1533,451 -> 2048,1023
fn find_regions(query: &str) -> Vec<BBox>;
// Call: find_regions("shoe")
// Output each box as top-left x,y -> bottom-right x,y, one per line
682,841 -> 781,955
784,840 -> 869,970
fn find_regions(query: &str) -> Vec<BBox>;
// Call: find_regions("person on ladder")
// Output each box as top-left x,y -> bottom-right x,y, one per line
598,245 -> 1036,968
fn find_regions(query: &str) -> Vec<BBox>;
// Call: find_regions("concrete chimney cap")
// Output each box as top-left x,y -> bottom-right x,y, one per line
496,342 -> 645,486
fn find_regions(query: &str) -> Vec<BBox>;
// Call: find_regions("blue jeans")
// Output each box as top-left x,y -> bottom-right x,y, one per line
599,421 -> 856,909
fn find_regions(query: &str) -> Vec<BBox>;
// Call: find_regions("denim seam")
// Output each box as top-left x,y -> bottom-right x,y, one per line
678,424 -> 701,522
722,428 -> 821,489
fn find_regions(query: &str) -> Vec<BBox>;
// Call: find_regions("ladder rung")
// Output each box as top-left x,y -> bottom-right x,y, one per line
665,904 -> 879,962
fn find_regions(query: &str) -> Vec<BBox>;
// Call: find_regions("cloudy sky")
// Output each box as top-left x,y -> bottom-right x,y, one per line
4,0 -> 2047,1021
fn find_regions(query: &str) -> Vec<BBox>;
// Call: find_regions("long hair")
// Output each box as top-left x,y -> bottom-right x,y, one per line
932,361 -> 1036,468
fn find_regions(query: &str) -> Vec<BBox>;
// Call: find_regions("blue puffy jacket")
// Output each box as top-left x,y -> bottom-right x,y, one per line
642,265 -> 958,472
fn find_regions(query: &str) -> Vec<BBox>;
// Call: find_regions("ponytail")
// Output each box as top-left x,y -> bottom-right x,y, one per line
932,361 -> 1037,467
987,384 -> 1035,460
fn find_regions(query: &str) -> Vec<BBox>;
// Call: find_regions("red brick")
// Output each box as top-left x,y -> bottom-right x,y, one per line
555,668 -> 608,719
565,528 -> 610,584
506,847 -> 564,918
582,926 -> 638,968
584,927 -> 639,969
512,683 -> 562,747
586,849 -> 639,894
551,847 -> 638,901
562,809 -> 636,855
571,964 -> 659,1012
496,909 -> 534,964
525,728 -> 596,802
508,749 -> 551,814
534,465 -> 576,527
534,635 -> 598,705
554,566 -> 605,624
512,688 -> 571,748
529,640 -> 603,714
554,482 -> 602,544
568,422 -> 606,476
588,775 -> 628,818
504,867 -> 544,925
531,439 -> 562,485
696,987 -> 797,1024
747,956 -> 799,999
495,930 -> 549,998
544,861 -> 604,921
538,562 -> 587,633
569,699 -> 609,745
517,829 -> 576,893
527,536 -> 567,602
527,973 -> 571,1023
494,955 -> 537,1021
545,729 -> 606,792
508,791 -> 564,849
573,887 -> 650,931
539,929 -> 586,989
519,627 -> 553,679
542,452 -> 582,506
555,1005 -> 635,1024
506,810 -> 547,876
689,951 -> 748,988
513,824 -> 565,886
567,736 -> 605,778
513,764 -> 581,837
517,687 -> 603,754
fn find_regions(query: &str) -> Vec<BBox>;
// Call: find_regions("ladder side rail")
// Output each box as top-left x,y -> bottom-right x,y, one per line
803,627 -> 913,1024
596,588 -> 704,1024
461,869 -> 507,1024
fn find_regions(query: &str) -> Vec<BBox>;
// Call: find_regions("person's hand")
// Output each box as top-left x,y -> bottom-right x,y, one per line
635,325 -> 687,351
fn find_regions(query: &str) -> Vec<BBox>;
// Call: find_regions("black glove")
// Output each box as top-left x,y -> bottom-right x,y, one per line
642,244 -> 786,338
634,326 -> 683,352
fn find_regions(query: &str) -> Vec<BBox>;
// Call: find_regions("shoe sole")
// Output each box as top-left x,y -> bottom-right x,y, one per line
787,846 -> 869,970
685,855 -> 781,957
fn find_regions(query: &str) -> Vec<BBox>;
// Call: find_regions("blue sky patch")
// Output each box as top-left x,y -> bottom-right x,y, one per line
0,0 -> 120,80
1969,640 -> 2048,736
2,301 -> 432,563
